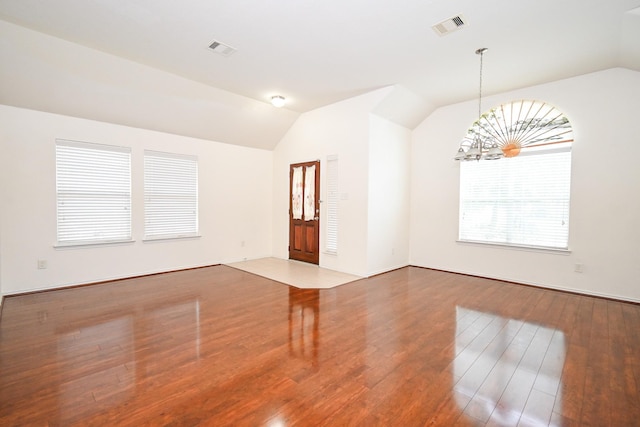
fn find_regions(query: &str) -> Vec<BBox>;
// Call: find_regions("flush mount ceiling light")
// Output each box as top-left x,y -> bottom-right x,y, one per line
271,95 -> 286,108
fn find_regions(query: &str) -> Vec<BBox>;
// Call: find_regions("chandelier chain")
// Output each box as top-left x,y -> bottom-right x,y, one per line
454,47 -> 504,161
477,48 -> 485,121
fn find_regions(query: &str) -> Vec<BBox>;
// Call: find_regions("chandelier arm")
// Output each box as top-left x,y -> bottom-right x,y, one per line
475,123 -> 507,149
460,136 -> 475,148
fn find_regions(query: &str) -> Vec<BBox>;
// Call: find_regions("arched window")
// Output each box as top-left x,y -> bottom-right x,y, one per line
458,100 -> 573,250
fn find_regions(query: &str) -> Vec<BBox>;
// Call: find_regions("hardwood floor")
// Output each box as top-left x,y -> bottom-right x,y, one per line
1,266 -> 639,426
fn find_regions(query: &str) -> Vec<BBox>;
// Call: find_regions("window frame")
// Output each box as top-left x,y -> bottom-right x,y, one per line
55,139 -> 132,247
457,99 -> 574,252
143,150 -> 199,241
458,146 -> 572,252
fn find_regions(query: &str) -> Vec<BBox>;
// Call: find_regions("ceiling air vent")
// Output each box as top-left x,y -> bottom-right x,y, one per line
208,40 -> 236,57
432,14 -> 467,36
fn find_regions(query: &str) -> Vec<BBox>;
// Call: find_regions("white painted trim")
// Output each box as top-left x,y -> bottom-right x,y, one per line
5,263 -> 637,305
425,266 -> 640,304
3,263 -> 217,296
366,264 -> 410,278
456,240 -> 571,255
54,239 -> 136,249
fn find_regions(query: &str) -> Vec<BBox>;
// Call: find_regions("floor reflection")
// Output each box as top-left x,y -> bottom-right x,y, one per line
56,316 -> 135,420
55,299 -> 202,420
288,288 -> 320,366
454,307 -> 566,426
142,299 -> 202,369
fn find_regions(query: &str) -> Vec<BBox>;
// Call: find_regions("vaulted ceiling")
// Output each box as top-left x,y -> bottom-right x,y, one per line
1,0 -> 639,149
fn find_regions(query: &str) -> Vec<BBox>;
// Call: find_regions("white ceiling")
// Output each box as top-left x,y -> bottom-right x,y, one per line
1,0 -> 639,148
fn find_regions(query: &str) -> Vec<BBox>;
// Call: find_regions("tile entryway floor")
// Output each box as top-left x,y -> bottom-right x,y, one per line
225,257 -> 361,289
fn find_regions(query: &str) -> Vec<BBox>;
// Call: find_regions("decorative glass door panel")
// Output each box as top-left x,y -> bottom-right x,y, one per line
289,161 -> 320,264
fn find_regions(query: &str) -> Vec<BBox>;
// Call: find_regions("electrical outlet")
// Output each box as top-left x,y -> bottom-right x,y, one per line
37,259 -> 47,269
574,263 -> 584,273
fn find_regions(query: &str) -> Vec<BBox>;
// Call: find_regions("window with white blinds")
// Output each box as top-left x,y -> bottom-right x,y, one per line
56,140 -> 132,246
144,151 -> 198,240
459,148 -> 572,250
326,155 -> 339,253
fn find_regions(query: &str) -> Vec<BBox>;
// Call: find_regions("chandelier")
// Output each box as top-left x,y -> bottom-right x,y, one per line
454,48 -> 503,161
455,49 -> 574,161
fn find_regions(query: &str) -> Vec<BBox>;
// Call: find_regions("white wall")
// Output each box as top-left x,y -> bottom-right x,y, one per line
410,68 -> 640,302
4,63 -> 635,303
0,105 -> 273,294
272,88 -> 413,278
367,115 -> 411,276
272,88 -> 394,277
0,203 -> 3,308
0,19 -> 299,151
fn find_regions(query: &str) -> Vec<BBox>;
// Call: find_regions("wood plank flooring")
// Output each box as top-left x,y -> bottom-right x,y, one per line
1,266 -> 639,426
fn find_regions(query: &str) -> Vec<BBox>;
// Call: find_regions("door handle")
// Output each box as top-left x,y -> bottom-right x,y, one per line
314,217 -> 319,221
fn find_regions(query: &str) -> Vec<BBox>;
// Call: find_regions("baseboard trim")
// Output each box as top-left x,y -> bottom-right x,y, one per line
411,265 -> 640,305
4,264 -> 220,298
4,263 -> 638,306
367,264 -> 410,278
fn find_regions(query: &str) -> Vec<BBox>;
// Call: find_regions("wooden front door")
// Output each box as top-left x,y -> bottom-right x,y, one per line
289,160 -> 320,264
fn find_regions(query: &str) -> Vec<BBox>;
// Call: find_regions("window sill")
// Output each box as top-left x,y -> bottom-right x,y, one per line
456,239 -> 571,255
55,239 -> 135,249
143,235 -> 201,243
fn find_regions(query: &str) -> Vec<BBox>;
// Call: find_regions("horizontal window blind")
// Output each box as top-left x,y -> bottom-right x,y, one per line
144,151 -> 198,239
459,149 -> 571,250
326,155 -> 339,253
56,140 -> 131,245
